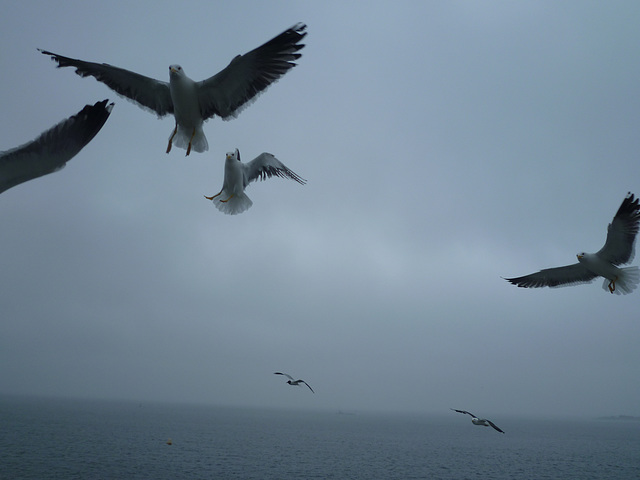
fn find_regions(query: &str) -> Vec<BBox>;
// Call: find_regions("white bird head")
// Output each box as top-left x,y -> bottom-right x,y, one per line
226,149 -> 240,162
169,64 -> 184,77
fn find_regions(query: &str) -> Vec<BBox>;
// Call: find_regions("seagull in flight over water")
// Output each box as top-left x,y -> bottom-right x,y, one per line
451,409 -> 504,433
205,149 -> 305,215
504,192 -> 640,294
0,99 -> 113,194
274,372 -> 314,393
39,23 -> 306,156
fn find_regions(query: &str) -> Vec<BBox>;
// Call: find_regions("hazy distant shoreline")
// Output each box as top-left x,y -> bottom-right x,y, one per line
598,415 -> 640,421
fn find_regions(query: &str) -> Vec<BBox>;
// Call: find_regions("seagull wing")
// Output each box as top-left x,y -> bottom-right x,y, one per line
451,409 -> 476,418
596,192 -> 640,265
197,23 -> 306,120
39,50 -> 173,117
274,372 -> 294,381
487,420 -> 505,433
504,263 -> 598,289
243,153 -> 306,187
0,100 -> 113,194
301,381 -> 315,393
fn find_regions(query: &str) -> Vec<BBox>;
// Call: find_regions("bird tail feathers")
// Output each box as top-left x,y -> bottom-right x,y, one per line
172,125 -> 208,153
602,266 -> 640,295
212,191 -> 253,215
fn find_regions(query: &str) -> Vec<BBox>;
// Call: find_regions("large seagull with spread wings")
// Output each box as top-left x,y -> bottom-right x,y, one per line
505,192 -> 640,294
39,24 -> 306,156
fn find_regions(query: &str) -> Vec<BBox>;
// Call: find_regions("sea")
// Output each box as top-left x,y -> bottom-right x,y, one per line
1,396 -> 638,480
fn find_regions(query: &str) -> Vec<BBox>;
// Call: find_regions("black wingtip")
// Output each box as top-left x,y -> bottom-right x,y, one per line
503,276 -> 521,286
291,23 -> 307,34
38,48 -> 55,58
616,191 -> 640,219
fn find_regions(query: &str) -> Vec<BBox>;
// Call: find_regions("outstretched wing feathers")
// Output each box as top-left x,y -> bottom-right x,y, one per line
0,100 -> 113,194
597,192 -> 640,265
244,153 -> 306,186
504,263 -> 598,289
451,409 -> 476,418
39,49 -> 173,117
487,421 -> 505,433
197,23 -> 306,120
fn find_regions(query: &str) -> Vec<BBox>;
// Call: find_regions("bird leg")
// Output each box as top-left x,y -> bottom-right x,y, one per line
166,124 -> 178,153
186,127 -> 196,156
220,194 -> 234,203
204,191 -> 222,201
608,276 -> 618,293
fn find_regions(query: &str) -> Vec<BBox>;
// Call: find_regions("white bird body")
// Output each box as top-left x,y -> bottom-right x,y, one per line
205,149 -> 305,215
578,252 -> 621,279
471,418 -> 491,427
218,151 -> 252,213
577,252 -> 639,294
222,153 -> 248,196
168,65 -> 208,154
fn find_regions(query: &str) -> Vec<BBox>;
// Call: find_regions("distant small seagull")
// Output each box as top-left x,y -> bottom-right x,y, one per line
39,24 -> 306,156
451,409 -> 504,433
504,192 -> 640,294
274,372 -> 314,393
204,149 -> 305,215
0,99 -> 113,194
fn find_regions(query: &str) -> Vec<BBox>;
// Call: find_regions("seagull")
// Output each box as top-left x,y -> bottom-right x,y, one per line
39,23 -> 306,156
505,192 -> 640,295
204,148 -> 305,215
0,99 -> 113,194
274,372 -> 314,393
451,409 -> 504,433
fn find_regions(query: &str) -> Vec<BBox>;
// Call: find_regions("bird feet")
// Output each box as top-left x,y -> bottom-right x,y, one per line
185,127 -> 196,156
166,125 -> 178,154
220,194 -> 234,203
204,191 -> 222,201
608,277 -> 618,293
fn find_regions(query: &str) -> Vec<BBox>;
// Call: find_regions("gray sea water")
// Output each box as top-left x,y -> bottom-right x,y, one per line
1,395 -> 638,479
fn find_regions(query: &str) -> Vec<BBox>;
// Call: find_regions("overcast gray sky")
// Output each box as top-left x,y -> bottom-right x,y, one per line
2,1 -> 640,418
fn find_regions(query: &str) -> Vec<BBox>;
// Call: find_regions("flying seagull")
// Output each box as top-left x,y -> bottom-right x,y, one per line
505,192 -> 640,294
274,372 -> 314,393
39,23 -> 306,156
451,409 -> 504,433
0,99 -> 113,194
204,149 -> 305,215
